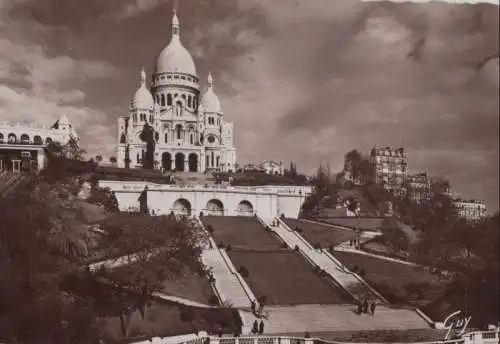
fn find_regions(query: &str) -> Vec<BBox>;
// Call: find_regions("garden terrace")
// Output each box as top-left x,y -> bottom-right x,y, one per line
284,218 -> 356,247
101,303 -> 240,340
201,216 -> 283,250
228,250 -> 352,305
161,269 -> 215,305
332,251 -> 452,309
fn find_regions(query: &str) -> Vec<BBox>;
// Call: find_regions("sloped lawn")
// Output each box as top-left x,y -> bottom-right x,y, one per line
229,250 -> 351,305
332,251 -> 452,308
284,218 -> 356,247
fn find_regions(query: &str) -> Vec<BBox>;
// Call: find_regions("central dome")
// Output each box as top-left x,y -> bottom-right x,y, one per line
155,11 -> 197,77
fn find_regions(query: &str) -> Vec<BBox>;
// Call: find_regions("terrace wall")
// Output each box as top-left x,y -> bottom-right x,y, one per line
99,181 -> 311,218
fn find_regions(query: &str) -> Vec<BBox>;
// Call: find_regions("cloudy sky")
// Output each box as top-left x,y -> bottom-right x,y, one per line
0,0 -> 498,211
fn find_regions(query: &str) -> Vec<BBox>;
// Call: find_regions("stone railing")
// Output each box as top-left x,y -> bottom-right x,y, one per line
99,180 -> 309,195
131,329 -> 500,344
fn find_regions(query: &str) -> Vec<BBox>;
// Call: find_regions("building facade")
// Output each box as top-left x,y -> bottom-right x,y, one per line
259,160 -> 284,176
453,199 -> 487,223
116,10 -> 236,173
0,115 -> 78,173
407,172 -> 432,204
370,146 -> 407,196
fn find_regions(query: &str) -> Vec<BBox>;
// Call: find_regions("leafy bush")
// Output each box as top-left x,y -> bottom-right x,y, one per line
294,245 -> 299,251
280,242 -> 288,249
206,225 -> 214,233
313,242 -> 322,250
358,269 -> 366,277
238,266 -> 249,278
217,241 -> 225,248
226,244 -> 232,252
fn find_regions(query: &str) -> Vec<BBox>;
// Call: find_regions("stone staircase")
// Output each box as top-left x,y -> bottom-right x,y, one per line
263,304 -> 431,334
260,216 -> 381,304
173,172 -> 216,186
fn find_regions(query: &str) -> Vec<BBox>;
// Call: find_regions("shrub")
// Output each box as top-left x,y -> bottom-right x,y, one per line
217,241 -> 225,248
207,225 -> 214,233
305,332 -> 311,338
226,244 -> 232,252
258,295 -> 268,305
238,266 -> 249,278
294,245 -> 299,251
280,242 -> 288,249
358,269 -> 366,277
313,242 -> 322,250
351,265 -> 359,273
209,295 -> 219,306
313,265 -> 321,274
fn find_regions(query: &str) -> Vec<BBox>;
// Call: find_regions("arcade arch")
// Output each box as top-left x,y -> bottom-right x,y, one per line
237,200 -> 254,216
175,153 -> 185,171
172,198 -> 191,216
188,153 -> 198,172
206,199 -> 224,216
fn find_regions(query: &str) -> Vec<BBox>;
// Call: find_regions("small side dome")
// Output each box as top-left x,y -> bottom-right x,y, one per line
131,67 -> 154,109
201,71 -> 222,113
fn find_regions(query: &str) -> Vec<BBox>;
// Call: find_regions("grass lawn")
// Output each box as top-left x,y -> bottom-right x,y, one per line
284,218 -> 356,247
202,216 -> 283,250
228,250 -> 351,305
332,251 -> 452,307
101,303 -> 239,341
161,269 -> 214,304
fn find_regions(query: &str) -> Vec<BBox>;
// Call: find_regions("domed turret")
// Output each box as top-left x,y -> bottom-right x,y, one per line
155,10 -> 197,76
131,67 -> 154,109
201,71 -> 222,113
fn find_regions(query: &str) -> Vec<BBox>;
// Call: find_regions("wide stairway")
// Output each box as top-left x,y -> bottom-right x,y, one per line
259,216 -> 431,332
0,171 -> 29,197
263,304 -> 430,333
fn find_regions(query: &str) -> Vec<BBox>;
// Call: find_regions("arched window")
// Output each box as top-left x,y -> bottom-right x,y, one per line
8,133 -> 16,144
45,137 -> 52,144
206,155 -> 209,168
188,95 -> 192,108
161,94 -> 165,106
176,124 -> 182,140
190,134 -> 194,145
0,133 -> 3,143
164,133 -> 168,143
211,152 -> 214,167
20,134 -> 30,143
167,94 -> 172,106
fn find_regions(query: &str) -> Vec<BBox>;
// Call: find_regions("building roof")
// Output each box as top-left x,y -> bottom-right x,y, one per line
200,71 -> 222,113
131,67 -> 154,109
155,11 -> 197,76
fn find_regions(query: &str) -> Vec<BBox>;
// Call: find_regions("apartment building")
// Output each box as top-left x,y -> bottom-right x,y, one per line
370,146 -> 407,197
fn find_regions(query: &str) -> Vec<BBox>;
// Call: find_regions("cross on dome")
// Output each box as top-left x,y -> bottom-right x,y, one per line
207,70 -> 213,87
172,0 -> 180,36
140,66 -> 146,86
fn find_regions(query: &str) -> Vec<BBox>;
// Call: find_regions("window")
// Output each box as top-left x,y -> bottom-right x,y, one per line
176,125 -> 182,140
161,94 -> 165,106
167,94 -> 172,106
190,134 -> 194,145
150,115 -> 153,123
164,133 -> 168,143
207,136 -> 215,144
188,96 -> 192,108
133,114 -> 137,122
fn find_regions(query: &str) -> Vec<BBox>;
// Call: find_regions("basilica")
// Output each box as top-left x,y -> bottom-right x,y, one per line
116,10 -> 236,173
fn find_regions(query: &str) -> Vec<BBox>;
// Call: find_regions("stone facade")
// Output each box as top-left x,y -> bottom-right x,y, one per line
0,115 -> 78,172
116,10 -> 236,173
370,146 -> 407,197
453,199 -> 487,223
99,180 -> 312,219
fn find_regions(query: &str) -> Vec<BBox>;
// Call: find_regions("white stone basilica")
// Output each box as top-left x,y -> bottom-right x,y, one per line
116,10 -> 236,173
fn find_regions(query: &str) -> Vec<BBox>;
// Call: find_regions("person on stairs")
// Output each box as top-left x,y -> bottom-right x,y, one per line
370,302 -> 376,315
259,320 -> 265,334
363,299 -> 369,314
252,320 -> 259,334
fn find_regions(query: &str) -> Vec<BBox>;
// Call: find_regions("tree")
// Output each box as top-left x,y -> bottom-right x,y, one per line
0,178 -> 102,343
109,156 -> 117,164
139,123 -> 155,170
96,214 -> 207,336
95,155 -> 103,163
380,218 -> 409,253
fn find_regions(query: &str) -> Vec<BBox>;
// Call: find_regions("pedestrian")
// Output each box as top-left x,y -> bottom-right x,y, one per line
251,300 -> 256,313
357,301 -> 362,314
259,320 -> 264,334
370,302 -> 376,315
252,320 -> 259,334
363,299 -> 369,314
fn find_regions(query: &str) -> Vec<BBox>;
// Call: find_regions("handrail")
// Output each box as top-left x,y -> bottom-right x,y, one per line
130,329 -> 500,344
277,217 -> 314,250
